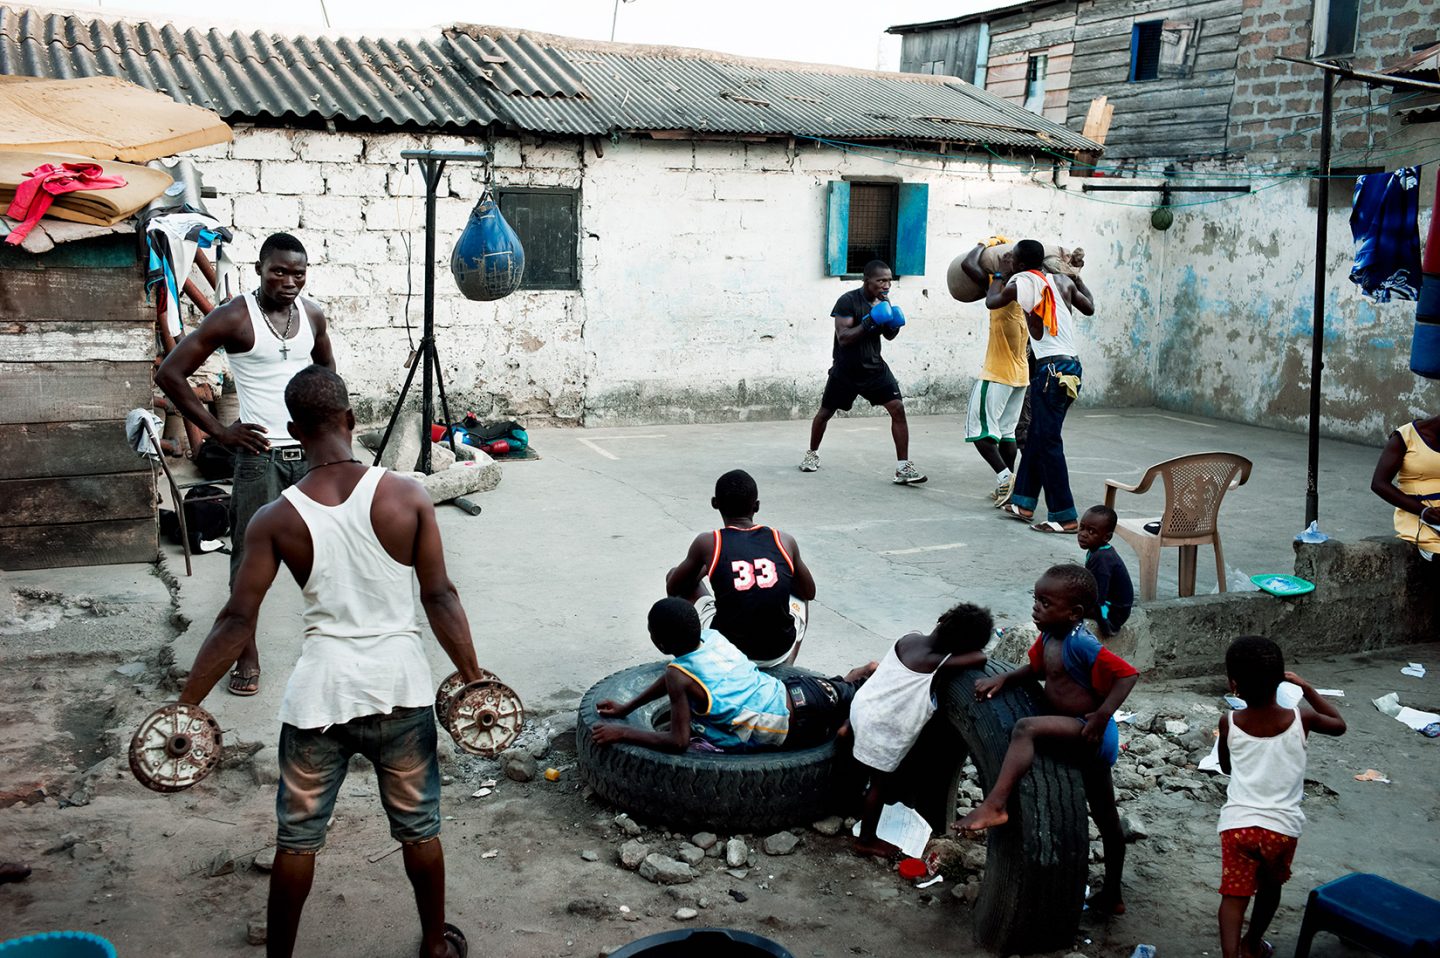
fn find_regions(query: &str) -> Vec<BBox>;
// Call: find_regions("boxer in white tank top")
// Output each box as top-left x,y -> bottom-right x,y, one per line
155,233 -> 334,695
175,366 -> 481,958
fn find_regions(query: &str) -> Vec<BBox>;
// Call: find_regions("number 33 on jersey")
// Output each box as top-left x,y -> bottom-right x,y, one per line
730,558 -> 779,591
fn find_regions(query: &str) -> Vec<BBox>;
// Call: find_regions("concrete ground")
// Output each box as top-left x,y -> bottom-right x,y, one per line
3,406 -> 1435,958
166,406 -> 1396,749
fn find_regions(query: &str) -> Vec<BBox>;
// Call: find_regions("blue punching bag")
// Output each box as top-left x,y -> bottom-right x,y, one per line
1411,167 -> 1440,379
451,190 -> 524,301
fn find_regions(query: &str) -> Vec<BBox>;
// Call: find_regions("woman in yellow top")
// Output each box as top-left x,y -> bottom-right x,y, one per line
1371,413 -> 1440,559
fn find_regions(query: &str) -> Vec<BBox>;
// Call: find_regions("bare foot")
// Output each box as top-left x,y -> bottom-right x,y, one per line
952,804 -> 1009,834
851,837 -> 899,858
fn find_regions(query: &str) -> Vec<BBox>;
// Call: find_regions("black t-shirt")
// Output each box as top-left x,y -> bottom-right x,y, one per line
830,288 -> 885,380
708,525 -> 796,662
1086,546 -> 1134,615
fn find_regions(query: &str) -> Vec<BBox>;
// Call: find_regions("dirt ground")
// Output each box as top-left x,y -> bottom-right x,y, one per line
3,637 -> 1437,957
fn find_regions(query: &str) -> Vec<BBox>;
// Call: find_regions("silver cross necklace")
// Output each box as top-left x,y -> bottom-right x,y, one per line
258,294 -> 297,360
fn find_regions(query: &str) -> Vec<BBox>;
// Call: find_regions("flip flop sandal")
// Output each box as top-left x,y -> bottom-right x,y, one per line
441,923 -> 468,958
1248,940 -> 1274,958
1031,521 -> 1078,534
227,667 -> 261,697
999,503 -> 1034,522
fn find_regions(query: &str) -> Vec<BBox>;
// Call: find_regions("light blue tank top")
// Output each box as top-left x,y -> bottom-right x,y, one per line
670,630 -> 790,750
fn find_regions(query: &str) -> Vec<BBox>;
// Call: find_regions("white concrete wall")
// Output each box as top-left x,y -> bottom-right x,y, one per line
187,128 -> 1159,427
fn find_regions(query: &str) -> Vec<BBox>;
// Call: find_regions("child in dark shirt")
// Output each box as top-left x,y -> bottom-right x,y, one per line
1077,505 -> 1133,636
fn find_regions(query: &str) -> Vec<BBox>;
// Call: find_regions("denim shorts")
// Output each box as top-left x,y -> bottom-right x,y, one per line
275,705 -> 441,853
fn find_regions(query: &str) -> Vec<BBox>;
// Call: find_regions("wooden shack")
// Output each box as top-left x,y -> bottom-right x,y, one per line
0,230 -> 157,569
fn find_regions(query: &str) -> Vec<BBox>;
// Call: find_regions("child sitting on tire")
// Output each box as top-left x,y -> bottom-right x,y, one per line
589,598 -> 875,753
954,564 -> 1138,917
849,602 -> 992,857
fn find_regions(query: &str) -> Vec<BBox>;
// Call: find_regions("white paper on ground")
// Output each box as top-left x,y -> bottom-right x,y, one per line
1401,663 -> 1427,678
1198,739 -> 1224,774
916,874 -> 944,889
873,802 -> 931,858
1372,692 -> 1440,731
1315,689 -> 1344,697
1395,706 -> 1440,731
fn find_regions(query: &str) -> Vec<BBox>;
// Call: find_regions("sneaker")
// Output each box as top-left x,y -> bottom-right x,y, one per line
893,461 -> 927,485
992,474 -> 1014,502
799,450 -> 821,472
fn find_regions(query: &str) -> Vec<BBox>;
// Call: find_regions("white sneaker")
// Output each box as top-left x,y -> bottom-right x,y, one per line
799,450 -> 820,472
893,461 -> 927,485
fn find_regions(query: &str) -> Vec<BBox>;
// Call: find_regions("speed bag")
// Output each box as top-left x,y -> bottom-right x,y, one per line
1412,272 -> 1440,379
451,191 -> 525,301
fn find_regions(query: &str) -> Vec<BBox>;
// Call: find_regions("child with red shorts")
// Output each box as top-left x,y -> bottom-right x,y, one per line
1217,637 -> 1346,958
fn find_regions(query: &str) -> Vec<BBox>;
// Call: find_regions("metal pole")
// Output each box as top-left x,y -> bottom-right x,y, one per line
610,0 -> 621,41
1305,70 -> 1334,527
418,158 -> 446,474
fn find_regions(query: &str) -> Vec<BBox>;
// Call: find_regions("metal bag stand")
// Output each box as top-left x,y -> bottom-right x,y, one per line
371,149 -> 490,474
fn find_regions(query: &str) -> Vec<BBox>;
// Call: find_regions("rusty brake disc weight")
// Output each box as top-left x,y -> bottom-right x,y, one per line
434,668 -> 497,726
445,680 -> 525,757
129,702 -> 224,793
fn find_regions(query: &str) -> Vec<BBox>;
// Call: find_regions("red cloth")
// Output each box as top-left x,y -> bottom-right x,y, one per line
4,162 -> 128,245
1218,825 -> 1297,896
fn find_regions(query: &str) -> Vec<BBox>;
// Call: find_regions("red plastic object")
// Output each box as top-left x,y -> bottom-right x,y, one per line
481,439 -> 510,455
897,858 -> 927,879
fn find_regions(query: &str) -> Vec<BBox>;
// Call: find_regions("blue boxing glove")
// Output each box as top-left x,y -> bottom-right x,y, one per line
869,300 -> 894,326
888,305 -> 906,329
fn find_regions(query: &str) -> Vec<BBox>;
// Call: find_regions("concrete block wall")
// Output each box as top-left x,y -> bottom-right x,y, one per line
186,127 -> 1160,428
185,127 -> 589,424
1228,0 -> 1436,163
580,137 -> 1159,424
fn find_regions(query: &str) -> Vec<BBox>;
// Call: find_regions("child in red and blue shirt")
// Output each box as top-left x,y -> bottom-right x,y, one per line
954,563 -> 1139,916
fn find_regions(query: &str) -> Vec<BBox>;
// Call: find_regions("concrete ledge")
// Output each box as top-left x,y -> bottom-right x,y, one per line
1103,538 -> 1439,677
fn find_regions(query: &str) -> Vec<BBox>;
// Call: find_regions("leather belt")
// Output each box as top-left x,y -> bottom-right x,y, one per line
251,446 -> 306,462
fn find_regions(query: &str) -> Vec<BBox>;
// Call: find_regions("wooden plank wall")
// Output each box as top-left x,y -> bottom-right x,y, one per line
1066,0 -> 1243,161
0,265 -> 157,569
984,4 -> 1079,126
898,24 -> 982,82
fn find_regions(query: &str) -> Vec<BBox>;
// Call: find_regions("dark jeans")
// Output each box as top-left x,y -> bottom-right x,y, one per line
230,448 -> 308,583
1010,357 -> 1082,524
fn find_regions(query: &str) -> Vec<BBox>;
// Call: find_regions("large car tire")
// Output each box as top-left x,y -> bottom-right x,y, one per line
894,659 -> 1088,954
577,663 -> 843,833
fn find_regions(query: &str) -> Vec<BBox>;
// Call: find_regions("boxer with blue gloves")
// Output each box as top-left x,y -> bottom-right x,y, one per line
800,260 -> 926,485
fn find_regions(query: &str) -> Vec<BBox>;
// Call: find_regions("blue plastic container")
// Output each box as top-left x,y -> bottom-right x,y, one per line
610,927 -> 793,958
1411,318 -> 1440,380
0,932 -> 117,958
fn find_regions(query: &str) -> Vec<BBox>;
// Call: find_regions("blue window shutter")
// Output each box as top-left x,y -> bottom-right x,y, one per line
1128,24 -> 1140,81
894,182 -> 928,277
825,181 -> 849,276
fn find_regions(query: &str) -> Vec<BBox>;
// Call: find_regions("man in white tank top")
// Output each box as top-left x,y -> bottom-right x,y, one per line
156,232 -> 334,696
175,366 -> 482,958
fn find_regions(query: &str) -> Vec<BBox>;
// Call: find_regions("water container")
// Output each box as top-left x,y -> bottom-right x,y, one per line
0,932 -> 118,958
450,190 -> 524,302
609,927 -> 793,958
1411,318 -> 1440,380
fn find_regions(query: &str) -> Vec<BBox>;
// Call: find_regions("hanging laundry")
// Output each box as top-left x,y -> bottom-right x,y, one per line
4,162 -> 127,245
1350,166 -> 1422,303
145,210 -> 236,337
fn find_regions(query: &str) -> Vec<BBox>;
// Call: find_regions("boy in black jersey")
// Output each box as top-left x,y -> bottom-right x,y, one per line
667,469 -> 817,666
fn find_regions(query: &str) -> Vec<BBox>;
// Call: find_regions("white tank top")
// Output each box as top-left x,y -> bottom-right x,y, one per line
848,636 -> 950,773
278,467 -> 434,729
1218,708 -> 1308,838
228,292 -> 316,447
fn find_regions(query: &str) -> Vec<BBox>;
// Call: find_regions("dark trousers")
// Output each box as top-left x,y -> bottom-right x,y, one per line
230,449 -> 308,583
1010,357 -> 1082,524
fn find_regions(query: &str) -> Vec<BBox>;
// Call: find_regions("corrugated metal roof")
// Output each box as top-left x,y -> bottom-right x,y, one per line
0,5 -> 1098,154
446,25 -> 1095,152
0,6 -> 499,129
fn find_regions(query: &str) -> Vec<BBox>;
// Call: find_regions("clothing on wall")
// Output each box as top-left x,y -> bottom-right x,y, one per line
1350,166 -> 1422,304
145,209 -> 237,336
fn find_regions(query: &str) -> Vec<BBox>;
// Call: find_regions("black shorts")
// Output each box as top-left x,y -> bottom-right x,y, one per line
783,674 -> 865,749
821,368 -> 902,411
